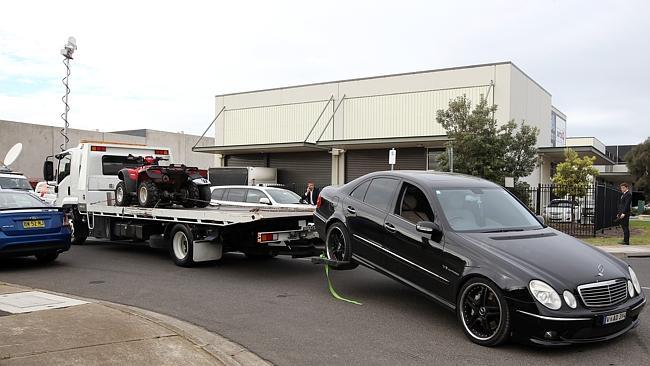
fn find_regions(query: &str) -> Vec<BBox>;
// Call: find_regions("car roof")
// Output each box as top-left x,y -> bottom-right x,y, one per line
210,185 -> 290,191
0,173 -> 28,179
351,170 -> 500,189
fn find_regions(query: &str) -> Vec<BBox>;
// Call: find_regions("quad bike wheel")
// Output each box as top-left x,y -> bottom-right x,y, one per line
181,181 -> 200,208
196,184 -> 211,208
115,181 -> 131,206
138,181 -> 160,207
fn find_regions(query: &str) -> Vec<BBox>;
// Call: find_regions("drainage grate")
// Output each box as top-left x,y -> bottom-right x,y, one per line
0,291 -> 88,314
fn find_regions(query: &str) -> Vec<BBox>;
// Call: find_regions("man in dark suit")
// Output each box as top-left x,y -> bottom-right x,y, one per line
302,181 -> 320,205
617,182 -> 632,245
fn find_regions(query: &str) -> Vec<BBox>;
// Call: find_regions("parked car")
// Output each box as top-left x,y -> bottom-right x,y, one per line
0,172 -> 32,191
0,190 -> 71,263
34,181 -> 57,205
210,185 -> 315,209
543,199 -> 582,223
314,171 -> 645,346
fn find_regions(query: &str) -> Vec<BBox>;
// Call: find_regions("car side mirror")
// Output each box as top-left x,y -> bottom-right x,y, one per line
416,221 -> 443,243
259,197 -> 272,205
43,161 -> 54,182
536,215 -> 545,225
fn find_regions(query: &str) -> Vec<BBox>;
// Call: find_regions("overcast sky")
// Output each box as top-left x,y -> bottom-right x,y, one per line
1,0 -> 648,145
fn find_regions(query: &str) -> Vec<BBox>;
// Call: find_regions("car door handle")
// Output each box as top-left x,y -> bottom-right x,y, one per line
384,222 -> 396,233
346,206 -> 356,215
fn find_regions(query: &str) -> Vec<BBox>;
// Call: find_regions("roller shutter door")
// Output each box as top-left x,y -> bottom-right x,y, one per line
224,154 -> 267,167
345,148 -> 426,182
268,152 -> 331,194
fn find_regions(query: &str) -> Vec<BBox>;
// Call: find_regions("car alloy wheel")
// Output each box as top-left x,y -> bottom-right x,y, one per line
458,279 -> 510,346
326,226 -> 347,261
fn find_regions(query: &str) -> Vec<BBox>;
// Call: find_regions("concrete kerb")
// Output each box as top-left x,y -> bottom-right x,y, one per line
0,282 -> 271,366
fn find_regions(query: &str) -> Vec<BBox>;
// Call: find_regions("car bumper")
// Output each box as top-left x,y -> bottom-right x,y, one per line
510,296 -> 646,346
0,231 -> 71,257
313,212 -> 327,240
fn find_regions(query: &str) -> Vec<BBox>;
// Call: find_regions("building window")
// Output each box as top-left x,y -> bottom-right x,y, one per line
427,149 -> 446,171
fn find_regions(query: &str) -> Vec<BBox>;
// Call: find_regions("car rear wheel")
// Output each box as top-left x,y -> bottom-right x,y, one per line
35,251 -> 59,263
325,223 -> 357,270
458,278 -> 510,346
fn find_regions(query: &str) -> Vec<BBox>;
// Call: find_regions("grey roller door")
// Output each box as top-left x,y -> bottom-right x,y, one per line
268,152 -> 331,194
224,154 -> 267,167
345,148 -> 426,182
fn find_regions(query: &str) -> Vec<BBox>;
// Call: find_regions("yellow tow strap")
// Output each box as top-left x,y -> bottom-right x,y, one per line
321,254 -> 362,305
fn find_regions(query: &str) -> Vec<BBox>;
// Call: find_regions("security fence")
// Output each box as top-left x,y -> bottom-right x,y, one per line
510,183 -> 621,237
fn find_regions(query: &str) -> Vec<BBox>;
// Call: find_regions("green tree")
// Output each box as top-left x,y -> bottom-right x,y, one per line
436,96 -> 539,185
551,148 -> 599,221
625,138 -> 650,198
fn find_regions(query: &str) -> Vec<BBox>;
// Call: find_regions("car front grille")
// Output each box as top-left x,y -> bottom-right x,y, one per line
577,279 -> 628,308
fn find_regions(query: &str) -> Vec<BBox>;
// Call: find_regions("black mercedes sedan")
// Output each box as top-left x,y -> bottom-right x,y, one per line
313,171 -> 645,346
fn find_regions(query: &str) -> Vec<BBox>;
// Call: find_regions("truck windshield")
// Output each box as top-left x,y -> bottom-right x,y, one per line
0,191 -> 47,209
267,189 -> 302,204
435,187 -> 543,232
0,176 -> 32,191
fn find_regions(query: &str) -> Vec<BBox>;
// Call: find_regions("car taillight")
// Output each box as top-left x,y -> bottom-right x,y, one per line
316,194 -> 322,208
257,233 -> 279,242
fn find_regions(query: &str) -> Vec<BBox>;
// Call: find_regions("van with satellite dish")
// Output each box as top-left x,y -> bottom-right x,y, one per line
0,143 -> 32,191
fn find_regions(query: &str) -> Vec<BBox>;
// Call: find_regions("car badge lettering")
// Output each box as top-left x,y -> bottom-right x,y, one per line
596,264 -> 604,277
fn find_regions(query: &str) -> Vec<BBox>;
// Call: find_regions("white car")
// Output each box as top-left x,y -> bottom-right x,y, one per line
0,172 -> 32,192
210,185 -> 315,209
543,199 -> 582,223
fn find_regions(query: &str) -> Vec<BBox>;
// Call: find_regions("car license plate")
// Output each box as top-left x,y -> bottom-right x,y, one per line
603,312 -> 626,325
22,220 -> 45,229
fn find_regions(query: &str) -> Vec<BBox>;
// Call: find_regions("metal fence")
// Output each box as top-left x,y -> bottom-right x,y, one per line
510,183 -> 621,237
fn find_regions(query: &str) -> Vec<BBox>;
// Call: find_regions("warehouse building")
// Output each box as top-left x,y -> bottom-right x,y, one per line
194,62 -> 617,193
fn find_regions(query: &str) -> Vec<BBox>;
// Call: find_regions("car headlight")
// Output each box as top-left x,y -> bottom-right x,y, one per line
628,280 -> 635,298
529,280 -> 562,310
629,267 -> 641,295
563,290 -> 577,309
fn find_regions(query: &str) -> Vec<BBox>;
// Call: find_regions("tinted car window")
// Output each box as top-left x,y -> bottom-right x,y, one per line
363,178 -> 399,211
246,189 -> 266,203
226,188 -> 247,202
395,183 -> 434,224
0,192 -> 47,209
0,176 -> 32,191
211,188 -> 225,200
350,180 -> 370,201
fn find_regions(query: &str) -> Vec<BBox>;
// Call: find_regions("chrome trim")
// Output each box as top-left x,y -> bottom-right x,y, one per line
630,298 -> 646,312
577,279 -> 619,290
313,211 -> 327,223
352,234 -> 449,283
577,278 -> 628,308
352,254 -> 456,310
516,310 -> 591,321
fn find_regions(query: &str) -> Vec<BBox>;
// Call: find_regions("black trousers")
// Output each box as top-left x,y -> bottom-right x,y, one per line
620,215 -> 630,243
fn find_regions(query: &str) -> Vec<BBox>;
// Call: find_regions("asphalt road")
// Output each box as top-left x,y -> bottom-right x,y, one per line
1,240 -> 649,366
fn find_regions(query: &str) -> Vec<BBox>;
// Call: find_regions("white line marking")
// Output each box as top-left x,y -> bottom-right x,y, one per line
642,287 -> 650,290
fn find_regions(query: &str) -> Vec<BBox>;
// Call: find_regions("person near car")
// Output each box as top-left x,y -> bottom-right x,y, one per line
302,181 -> 319,205
617,182 -> 632,245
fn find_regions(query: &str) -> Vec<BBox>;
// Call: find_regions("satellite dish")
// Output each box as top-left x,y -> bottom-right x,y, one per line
3,143 -> 23,167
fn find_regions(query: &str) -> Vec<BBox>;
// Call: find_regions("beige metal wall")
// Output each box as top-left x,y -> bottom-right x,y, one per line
0,120 -> 215,180
215,63 -> 525,146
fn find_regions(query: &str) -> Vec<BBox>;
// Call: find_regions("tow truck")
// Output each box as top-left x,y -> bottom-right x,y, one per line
43,141 -> 322,266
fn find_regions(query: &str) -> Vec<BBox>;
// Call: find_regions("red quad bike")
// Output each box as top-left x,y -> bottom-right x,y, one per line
114,155 -> 211,208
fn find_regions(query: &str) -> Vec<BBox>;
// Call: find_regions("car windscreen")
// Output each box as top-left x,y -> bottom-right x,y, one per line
0,192 -> 48,209
266,189 -> 302,204
435,187 -> 543,232
0,176 -> 32,190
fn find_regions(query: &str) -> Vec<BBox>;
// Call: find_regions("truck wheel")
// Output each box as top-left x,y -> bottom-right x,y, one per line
169,224 -> 195,267
181,181 -> 199,208
35,251 -> 59,263
70,219 -> 88,245
138,181 -> 160,207
115,181 -> 131,206
196,185 -> 211,208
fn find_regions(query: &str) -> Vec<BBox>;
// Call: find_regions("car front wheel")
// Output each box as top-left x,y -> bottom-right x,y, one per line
457,278 -> 510,346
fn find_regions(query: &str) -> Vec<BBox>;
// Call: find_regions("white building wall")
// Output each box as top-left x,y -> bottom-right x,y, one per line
508,66 -> 553,147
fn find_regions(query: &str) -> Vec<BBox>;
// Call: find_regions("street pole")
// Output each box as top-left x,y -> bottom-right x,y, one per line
60,37 -> 77,151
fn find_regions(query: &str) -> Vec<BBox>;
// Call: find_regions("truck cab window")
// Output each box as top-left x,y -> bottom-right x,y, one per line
57,156 -> 71,183
396,183 -> 434,224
